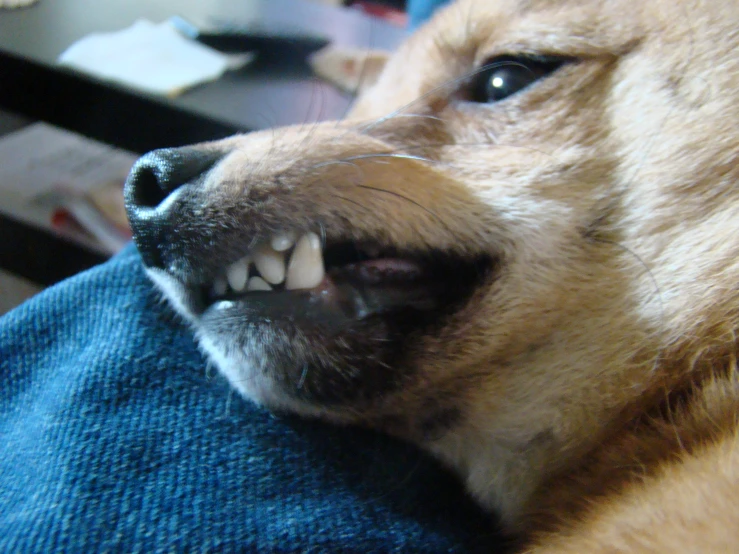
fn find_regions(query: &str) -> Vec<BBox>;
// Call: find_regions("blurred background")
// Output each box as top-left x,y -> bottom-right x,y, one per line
0,0 -> 455,313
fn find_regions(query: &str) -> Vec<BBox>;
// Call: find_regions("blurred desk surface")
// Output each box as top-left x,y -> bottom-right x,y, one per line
0,0 -> 406,285
0,0 -> 406,152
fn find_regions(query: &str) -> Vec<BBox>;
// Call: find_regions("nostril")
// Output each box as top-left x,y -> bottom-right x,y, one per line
125,147 -> 225,212
130,165 -> 169,209
124,146 -> 225,270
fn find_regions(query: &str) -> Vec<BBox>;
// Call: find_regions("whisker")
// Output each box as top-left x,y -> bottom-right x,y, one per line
304,159 -> 368,190
341,152 -> 438,164
333,193 -> 372,212
318,221 -> 327,250
249,127 -> 279,184
317,176 -> 457,238
389,141 -> 559,160
222,387 -> 234,417
296,78 -> 329,154
392,113 -> 446,124
354,184 -> 450,228
309,159 -> 361,171
297,363 -> 309,390
338,20 -> 379,122
586,233 -> 667,375
314,144 -> 556,174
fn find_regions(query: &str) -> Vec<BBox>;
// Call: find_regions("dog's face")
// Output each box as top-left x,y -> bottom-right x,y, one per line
125,0 -> 739,529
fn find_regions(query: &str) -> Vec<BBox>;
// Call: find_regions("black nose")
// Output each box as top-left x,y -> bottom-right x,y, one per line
124,147 -> 223,269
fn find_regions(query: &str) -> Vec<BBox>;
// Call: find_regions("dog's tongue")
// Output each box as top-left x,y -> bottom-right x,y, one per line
342,258 -> 425,285
335,257 -> 441,316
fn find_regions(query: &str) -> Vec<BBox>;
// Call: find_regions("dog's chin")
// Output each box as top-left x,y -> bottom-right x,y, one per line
146,241 -> 494,415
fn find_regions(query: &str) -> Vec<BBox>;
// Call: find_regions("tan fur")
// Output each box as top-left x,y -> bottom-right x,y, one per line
149,0 -> 739,549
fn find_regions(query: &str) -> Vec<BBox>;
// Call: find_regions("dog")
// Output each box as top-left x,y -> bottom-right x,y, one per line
124,0 -> 739,550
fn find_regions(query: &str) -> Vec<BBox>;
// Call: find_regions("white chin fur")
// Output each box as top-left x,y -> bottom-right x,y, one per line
146,268 -> 197,323
196,332 -> 327,418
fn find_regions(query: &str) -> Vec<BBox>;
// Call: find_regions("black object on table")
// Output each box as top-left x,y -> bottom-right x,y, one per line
169,15 -> 331,59
0,0 -> 406,286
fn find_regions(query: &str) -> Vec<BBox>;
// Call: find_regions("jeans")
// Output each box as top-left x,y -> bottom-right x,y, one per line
0,245 -> 504,552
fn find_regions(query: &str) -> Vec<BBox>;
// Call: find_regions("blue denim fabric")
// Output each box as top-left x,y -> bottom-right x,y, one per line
407,0 -> 452,29
0,245 -> 504,552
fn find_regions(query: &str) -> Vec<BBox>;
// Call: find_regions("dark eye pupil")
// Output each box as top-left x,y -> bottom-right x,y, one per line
484,66 -> 538,102
471,56 -> 567,104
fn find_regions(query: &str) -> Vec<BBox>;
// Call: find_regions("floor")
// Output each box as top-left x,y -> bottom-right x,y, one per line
0,269 -> 42,315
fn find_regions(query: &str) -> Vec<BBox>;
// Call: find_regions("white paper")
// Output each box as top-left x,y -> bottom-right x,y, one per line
58,20 -> 254,96
0,123 -> 137,254
0,123 -> 136,202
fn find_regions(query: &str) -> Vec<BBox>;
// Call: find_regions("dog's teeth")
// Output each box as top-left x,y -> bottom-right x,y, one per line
226,257 -> 249,292
285,232 -> 325,290
247,276 -> 273,291
270,231 -> 297,252
253,245 -> 286,285
213,276 -> 228,296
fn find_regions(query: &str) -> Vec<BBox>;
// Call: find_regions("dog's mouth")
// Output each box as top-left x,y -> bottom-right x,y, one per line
157,227 -> 493,408
193,230 -> 489,330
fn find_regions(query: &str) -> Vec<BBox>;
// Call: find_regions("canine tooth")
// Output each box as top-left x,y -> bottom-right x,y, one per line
213,276 -> 228,296
226,257 -> 249,291
253,245 -> 286,285
247,276 -> 273,291
270,231 -> 297,252
285,232 -> 325,290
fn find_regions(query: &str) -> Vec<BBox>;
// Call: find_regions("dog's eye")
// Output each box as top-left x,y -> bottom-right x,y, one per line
470,56 -> 569,103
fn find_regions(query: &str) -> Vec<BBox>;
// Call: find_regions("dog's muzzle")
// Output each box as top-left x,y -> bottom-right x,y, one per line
122,144 -> 492,408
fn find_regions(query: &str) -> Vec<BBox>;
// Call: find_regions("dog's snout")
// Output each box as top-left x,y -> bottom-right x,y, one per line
124,147 -> 223,269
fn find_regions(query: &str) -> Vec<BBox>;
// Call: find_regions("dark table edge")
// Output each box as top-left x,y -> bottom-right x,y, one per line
1,215 -> 108,286
0,50 -> 247,153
